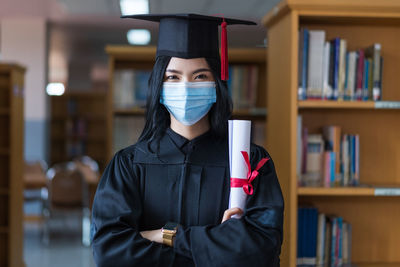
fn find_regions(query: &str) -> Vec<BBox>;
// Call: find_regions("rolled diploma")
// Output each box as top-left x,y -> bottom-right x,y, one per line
228,120 -> 251,217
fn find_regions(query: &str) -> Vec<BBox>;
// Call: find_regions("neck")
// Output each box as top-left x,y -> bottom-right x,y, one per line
170,115 -> 210,140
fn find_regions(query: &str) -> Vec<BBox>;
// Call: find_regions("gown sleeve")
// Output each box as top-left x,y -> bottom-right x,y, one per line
91,148 -> 177,267
173,145 -> 284,267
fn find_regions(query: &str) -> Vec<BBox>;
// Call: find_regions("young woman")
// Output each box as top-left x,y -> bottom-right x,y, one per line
91,14 -> 284,267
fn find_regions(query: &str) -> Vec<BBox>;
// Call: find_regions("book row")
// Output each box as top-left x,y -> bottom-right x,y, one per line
227,65 -> 259,109
297,207 -> 352,267
66,118 -> 87,137
113,70 -> 151,108
298,28 -> 383,101
66,140 -> 86,158
297,117 -> 360,187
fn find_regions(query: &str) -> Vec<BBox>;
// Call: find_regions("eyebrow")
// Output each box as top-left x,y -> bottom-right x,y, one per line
165,68 -> 212,75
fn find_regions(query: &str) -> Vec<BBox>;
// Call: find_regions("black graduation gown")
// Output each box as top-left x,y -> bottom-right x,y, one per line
91,129 -> 284,267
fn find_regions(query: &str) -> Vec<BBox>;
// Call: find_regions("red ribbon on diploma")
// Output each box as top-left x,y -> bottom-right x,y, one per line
230,151 -> 269,195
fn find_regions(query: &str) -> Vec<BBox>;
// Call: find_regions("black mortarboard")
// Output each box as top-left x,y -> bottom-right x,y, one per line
121,13 -> 256,80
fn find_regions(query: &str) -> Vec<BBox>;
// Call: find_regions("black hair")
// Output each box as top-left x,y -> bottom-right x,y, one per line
138,55 -> 232,145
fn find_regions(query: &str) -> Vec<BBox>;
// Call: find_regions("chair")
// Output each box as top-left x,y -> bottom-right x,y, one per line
42,162 -> 91,246
23,160 -> 48,220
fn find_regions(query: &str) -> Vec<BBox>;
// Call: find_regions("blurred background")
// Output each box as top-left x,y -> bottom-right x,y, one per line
4,0 -> 399,266
0,0 -> 278,266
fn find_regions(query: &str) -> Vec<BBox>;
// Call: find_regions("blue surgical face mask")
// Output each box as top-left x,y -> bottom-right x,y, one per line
160,81 -> 217,126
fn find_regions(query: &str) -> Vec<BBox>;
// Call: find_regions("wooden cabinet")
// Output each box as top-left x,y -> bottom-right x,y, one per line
50,91 -> 107,171
105,45 -> 267,159
263,1 -> 400,266
0,63 -> 25,267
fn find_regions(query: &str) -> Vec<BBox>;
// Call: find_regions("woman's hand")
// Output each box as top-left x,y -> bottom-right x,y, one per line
221,207 -> 244,223
140,229 -> 163,244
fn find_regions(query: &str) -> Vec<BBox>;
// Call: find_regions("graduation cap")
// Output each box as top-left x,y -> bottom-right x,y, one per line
121,14 -> 256,81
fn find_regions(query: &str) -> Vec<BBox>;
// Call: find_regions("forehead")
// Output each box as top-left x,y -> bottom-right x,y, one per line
166,57 -> 210,71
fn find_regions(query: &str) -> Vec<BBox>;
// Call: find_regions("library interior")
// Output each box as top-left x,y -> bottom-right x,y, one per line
1,0 -> 400,266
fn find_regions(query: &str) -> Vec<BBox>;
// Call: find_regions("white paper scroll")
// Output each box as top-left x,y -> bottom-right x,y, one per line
228,120 -> 251,217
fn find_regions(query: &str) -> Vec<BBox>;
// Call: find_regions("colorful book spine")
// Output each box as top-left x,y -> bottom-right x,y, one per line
298,28 -> 309,100
337,217 -> 343,266
363,59 -> 370,101
316,213 -> 326,265
298,28 -> 384,102
365,43 -> 382,101
330,217 -> 337,267
337,39 -> 347,100
322,42 -> 331,99
307,30 -> 326,99
329,38 -> 340,100
355,49 -> 365,100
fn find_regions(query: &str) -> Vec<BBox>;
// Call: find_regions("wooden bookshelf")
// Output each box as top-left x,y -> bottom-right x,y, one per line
298,100 -> 376,109
50,91 -> 107,171
299,100 -> 400,109
298,186 -> 376,196
263,1 -> 400,266
0,148 -> 9,155
106,45 -> 268,159
0,63 -> 25,267
0,188 -> 9,195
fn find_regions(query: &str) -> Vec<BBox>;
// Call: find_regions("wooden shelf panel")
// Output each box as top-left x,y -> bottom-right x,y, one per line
114,107 -> 146,116
355,263 -> 400,267
0,108 -> 9,115
0,188 -> 8,195
299,100 -> 400,109
232,108 -> 267,117
0,226 -> 8,233
299,100 -> 375,109
106,45 -> 267,63
51,114 -> 105,121
0,148 -> 9,155
298,186 -> 375,196
59,91 -> 106,98
298,186 -> 400,196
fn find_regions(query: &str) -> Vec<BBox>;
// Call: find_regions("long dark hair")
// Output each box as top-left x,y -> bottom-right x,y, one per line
138,55 -> 232,145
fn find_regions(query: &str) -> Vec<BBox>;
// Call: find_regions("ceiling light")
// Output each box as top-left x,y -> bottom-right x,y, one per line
46,83 -> 65,96
127,29 -> 151,45
120,0 -> 149,15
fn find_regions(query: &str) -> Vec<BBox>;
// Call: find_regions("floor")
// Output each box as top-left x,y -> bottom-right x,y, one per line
24,215 -> 96,267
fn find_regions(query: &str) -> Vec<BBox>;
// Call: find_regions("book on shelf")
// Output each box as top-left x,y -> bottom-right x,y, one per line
66,118 -> 88,138
344,51 -> 357,100
113,69 -> 151,108
306,30 -> 326,99
66,140 -> 86,158
298,28 -> 383,102
297,115 -> 303,184
297,207 -> 352,267
228,64 -> 259,109
297,118 -> 360,187
303,134 -> 324,186
364,43 -> 382,101
338,39 -> 347,100
329,37 -> 340,100
298,28 -> 309,100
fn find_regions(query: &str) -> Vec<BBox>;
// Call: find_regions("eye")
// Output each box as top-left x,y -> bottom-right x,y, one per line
194,73 -> 209,80
165,74 -> 179,81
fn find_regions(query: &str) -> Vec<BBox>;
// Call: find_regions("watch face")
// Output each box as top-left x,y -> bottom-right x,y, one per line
163,222 -> 178,231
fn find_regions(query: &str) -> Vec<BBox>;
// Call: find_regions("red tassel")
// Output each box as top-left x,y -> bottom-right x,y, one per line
221,19 -> 228,81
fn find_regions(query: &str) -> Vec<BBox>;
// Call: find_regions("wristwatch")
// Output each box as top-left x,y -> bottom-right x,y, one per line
161,222 -> 179,247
